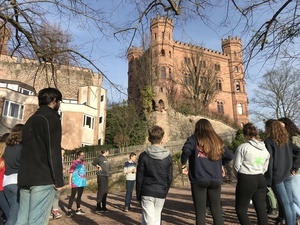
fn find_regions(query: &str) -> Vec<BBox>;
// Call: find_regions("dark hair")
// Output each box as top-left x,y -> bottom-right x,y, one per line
0,133 -> 9,142
38,88 -> 62,106
278,117 -> 300,137
129,152 -> 136,158
6,124 -> 24,146
148,125 -> 164,144
194,119 -> 224,161
101,149 -> 108,155
242,123 -> 258,138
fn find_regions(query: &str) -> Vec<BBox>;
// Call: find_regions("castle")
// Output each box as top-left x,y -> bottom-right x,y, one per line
0,24 -> 106,149
127,16 -> 249,126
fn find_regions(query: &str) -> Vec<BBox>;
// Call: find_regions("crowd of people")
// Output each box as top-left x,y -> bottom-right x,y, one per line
0,86 -> 300,225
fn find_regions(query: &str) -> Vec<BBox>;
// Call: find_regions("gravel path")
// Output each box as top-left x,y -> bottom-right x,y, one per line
49,183 -> 278,225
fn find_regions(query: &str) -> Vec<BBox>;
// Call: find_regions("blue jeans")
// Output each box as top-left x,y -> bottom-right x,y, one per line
292,174 -> 300,217
272,176 -> 296,225
0,190 -> 10,220
15,185 -> 56,225
4,184 -> 19,225
125,180 -> 135,207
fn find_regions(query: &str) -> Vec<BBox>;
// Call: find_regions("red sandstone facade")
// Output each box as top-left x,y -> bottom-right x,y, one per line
127,16 -> 249,126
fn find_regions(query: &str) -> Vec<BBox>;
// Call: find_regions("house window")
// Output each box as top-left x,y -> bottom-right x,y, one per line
161,49 -> 165,56
3,100 -> 24,119
216,79 -> 222,90
217,101 -> 224,114
161,66 -> 166,78
83,115 -> 94,129
236,81 -> 241,92
99,116 -> 103,124
100,95 -> 104,102
237,103 -> 243,115
18,87 -> 34,95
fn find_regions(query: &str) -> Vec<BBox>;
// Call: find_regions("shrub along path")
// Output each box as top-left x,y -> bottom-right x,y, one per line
49,183 -> 278,225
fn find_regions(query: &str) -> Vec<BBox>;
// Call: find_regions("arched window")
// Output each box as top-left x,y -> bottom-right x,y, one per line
234,66 -> 239,72
161,49 -> 165,56
161,66 -> 166,78
169,51 -> 171,58
169,68 -> 172,77
216,79 -> 222,90
217,101 -> 224,114
237,103 -> 243,115
236,81 -> 241,92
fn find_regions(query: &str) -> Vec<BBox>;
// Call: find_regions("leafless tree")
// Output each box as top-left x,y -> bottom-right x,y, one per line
251,62 -> 300,123
171,50 -> 219,114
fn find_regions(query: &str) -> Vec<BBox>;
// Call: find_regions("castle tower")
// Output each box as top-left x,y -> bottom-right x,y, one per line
0,22 -> 10,55
222,36 -> 248,125
150,16 -> 174,88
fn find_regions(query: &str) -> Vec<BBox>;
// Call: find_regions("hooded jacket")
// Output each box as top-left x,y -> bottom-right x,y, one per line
233,140 -> 270,176
136,145 -> 173,201
92,154 -> 109,177
181,134 -> 233,184
264,137 -> 300,186
18,105 -> 64,188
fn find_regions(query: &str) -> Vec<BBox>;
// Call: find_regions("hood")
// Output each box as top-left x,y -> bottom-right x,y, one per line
248,140 -> 267,151
145,145 -> 170,160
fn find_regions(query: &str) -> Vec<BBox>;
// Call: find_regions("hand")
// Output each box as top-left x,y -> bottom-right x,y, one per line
182,168 -> 188,175
132,168 -> 136,173
97,165 -> 102,171
222,166 -> 226,177
55,186 -> 64,191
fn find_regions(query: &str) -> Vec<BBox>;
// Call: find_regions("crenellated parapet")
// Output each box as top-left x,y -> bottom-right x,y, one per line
127,46 -> 144,61
150,15 -> 173,26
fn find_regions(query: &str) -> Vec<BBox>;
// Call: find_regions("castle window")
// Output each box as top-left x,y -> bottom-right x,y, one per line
216,79 -> 222,90
161,49 -> 165,56
200,60 -> 206,68
184,73 -> 191,84
169,68 -> 172,77
234,66 -> 239,72
154,33 -> 156,40
217,101 -> 224,114
99,116 -> 103,124
234,51 -> 237,58
3,100 -> 24,120
184,57 -> 191,65
83,115 -> 94,129
160,87 -> 163,92
169,51 -> 171,58
215,64 -> 220,71
237,103 -> 243,115
161,66 -> 166,78
101,95 -> 104,102
169,33 -> 171,40
236,81 -> 241,92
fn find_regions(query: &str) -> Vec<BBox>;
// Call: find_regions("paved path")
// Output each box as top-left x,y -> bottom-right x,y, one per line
49,183 -> 278,225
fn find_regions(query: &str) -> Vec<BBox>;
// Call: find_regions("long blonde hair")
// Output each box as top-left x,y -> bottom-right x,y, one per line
194,119 -> 224,161
269,121 -> 289,145
0,141 -> 6,169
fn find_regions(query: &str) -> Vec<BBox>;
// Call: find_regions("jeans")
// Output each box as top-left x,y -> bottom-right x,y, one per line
191,181 -> 224,225
141,196 -> 165,225
15,185 -> 56,225
235,173 -> 268,225
292,174 -> 300,217
125,180 -> 135,208
4,184 -> 19,225
52,190 -> 61,210
0,190 -> 10,220
272,176 -> 296,225
97,176 -> 108,208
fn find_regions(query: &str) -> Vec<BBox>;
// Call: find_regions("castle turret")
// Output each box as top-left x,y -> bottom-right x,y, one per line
222,36 -> 248,126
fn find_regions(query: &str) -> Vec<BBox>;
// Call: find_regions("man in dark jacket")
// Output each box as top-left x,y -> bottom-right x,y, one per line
16,88 -> 63,225
136,125 -> 173,225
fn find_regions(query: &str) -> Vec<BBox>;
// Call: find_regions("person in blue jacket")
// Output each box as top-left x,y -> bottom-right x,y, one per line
181,118 -> 232,225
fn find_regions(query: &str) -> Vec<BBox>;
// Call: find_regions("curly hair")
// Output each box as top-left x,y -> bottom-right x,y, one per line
194,119 -> 224,161
278,117 -> 300,138
269,121 -> 289,145
265,119 -> 275,136
243,123 -> 259,139
6,124 -> 24,146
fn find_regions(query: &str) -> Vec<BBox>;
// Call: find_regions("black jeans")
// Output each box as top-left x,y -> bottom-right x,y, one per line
68,187 -> 84,209
191,181 -> 224,225
235,173 -> 268,225
97,176 -> 108,208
